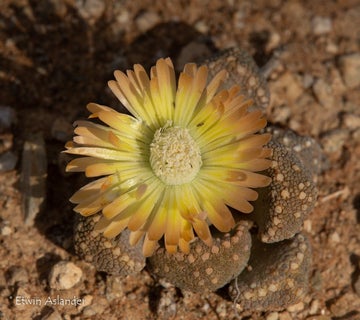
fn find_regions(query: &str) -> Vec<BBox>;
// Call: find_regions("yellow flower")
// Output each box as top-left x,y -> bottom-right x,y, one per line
64,58 -> 272,257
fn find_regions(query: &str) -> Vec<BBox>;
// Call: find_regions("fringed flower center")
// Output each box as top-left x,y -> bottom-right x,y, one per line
150,122 -> 202,185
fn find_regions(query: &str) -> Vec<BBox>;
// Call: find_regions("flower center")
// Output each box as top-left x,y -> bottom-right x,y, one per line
150,123 -> 202,185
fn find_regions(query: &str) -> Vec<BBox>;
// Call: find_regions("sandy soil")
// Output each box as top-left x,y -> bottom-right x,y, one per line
0,0 -> 360,319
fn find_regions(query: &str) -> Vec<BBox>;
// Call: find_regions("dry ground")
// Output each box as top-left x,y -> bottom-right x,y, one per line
0,0 -> 360,319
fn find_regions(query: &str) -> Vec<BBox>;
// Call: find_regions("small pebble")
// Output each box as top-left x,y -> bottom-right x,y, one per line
309,299 -> 320,315
0,133 -> 13,153
77,294 -> 93,311
321,129 -> 348,154
74,0 -> 105,22
339,53 -> 360,88
275,72 -> 304,103
176,41 -> 212,70
82,298 -> 107,317
329,292 -> 360,317
287,301 -> 304,312
6,266 -> 29,285
20,134 -> 47,226
353,274 -> 360,297
0,225 -> 12,236
343,113 -> 360,130
278,311 -> 292,320
41,308 -> 62,320
311,16 -> 332,35
0,106 -> 16,131
266,311 -> 279,320
105,276 -> 124,301
306,317 -> 331,320
48,261 -> 83,290
312,78 -> 335,109
51,117 -> 74,142
135,11 -> 160,32
328,231 -> 340,244
0,151 -> 17,173
194,20 -> 209,33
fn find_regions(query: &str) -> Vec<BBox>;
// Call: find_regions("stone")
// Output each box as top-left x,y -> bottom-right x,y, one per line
353,274 -> 360,297
40,308 -> 62,320
266,312 -> 279,320
82,297 -> 107,317
176,41 -> 212,71
321,129 -> 348,154
74,0 -> 105,22
0,225 -> 12,236
287,301 -> 304,312
339,53 -> 360,89
343,113 -> 360,130
20,133 -> 47,226
0,106 -> 16,132
48,261 -> 83,290
311,16 -> 332,35
51,117 -> 74,142
0,133 -> 13,153
329,292 -> 360,317
77,294 -> 93,311
0,151 -> 17,172
312,78 -> 335,109
229,233 -> 312,311
135,11 -> 160,33
273,72 -> 304,104
6,266 -> 29,285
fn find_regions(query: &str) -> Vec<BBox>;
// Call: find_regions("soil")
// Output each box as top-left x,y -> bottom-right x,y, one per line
0,0 -> 360,319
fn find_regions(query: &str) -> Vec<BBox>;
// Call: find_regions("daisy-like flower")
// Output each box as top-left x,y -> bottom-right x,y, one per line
65,58 -> 272,257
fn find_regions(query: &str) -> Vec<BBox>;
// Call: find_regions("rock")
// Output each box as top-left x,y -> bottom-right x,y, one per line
105,276 -> 124,301
321,129 -> 348,154
0,151 -> 17,172
339,53 -> 360,88
273,72 -> 304,104
40,308 -> 62,320
74,214 -> 146,276
74,0 -> 105,22
229,233 -> 312,312
287,301 -> 304,312
312,78 -> 335,109
311,16 -> 332,35
329,292 -> 360,317
48,261 -> 83,290
20,133 -> 47,226
135,11 -> 160,33
51,117 -> 74,142
309,299 -> 320,315
278,312 -> 292,320
266,312 -> 279,320
0,225 -> 12,236
353,274 -> 360,297
0,133 -> 13,153
148,221 -> 252,292
176,41 -> 212,71
155,286 -> 178,319
77,294 -> 93,311
342,113 -> 360,130
0,106 -> 16,132
82,297 -> 107,317
6,266 -> 29,285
